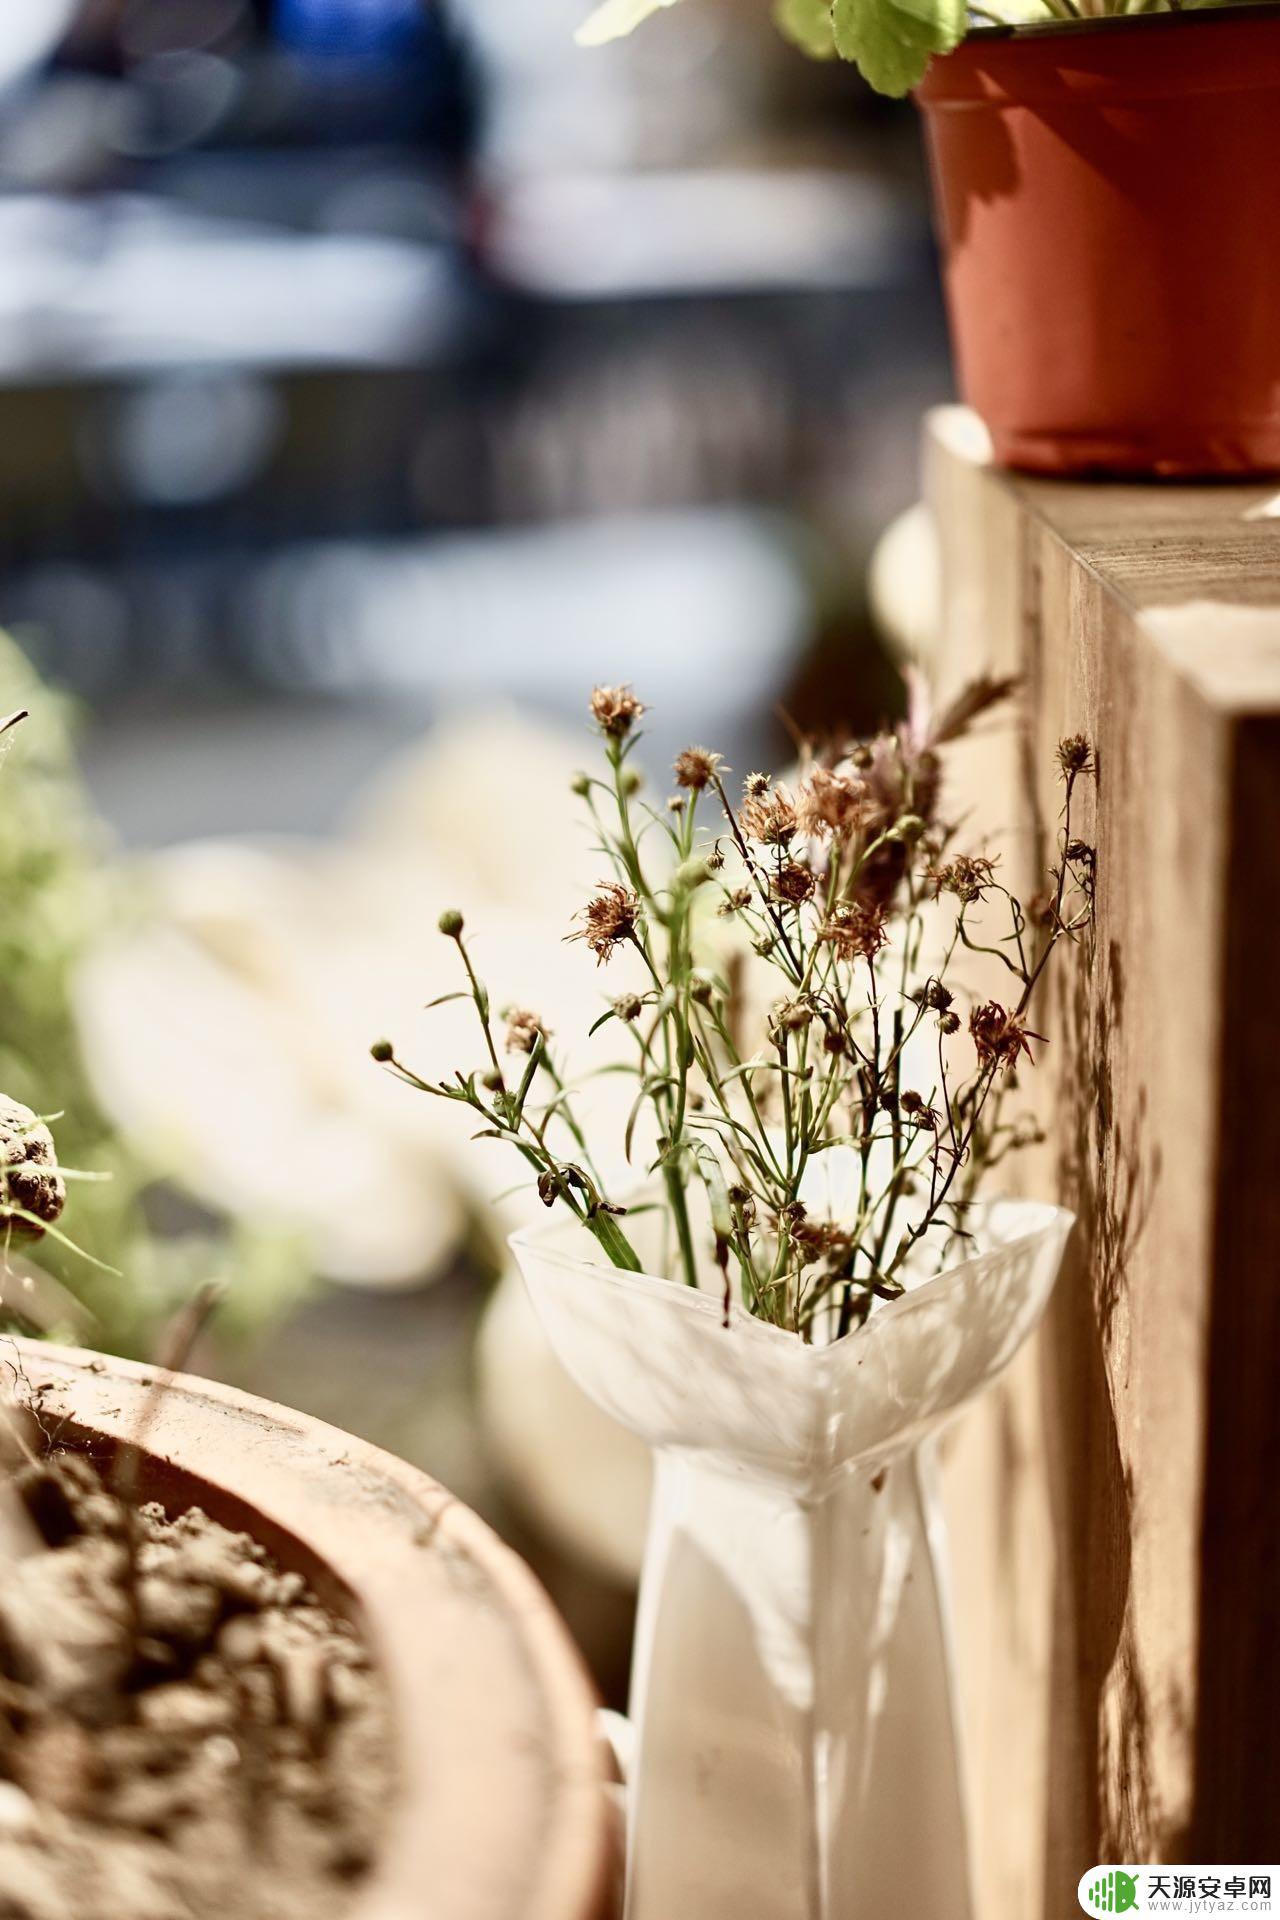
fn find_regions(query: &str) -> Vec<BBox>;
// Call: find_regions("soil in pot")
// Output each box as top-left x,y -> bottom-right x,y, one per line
0,1435 -> 394,1920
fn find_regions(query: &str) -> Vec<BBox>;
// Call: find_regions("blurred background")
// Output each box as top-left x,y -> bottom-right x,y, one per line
0,0 -> 949,1703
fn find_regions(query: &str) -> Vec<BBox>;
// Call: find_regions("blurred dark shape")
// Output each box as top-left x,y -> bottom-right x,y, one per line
0,0 -> 942,784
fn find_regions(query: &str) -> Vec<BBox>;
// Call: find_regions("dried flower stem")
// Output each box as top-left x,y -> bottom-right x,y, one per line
376,684 -> 1095,1341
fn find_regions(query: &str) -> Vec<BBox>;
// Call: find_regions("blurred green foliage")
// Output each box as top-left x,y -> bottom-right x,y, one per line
0,634 -> 309,1356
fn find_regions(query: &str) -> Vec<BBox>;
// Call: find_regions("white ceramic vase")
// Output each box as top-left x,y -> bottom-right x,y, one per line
511,1195 -> 1072,1920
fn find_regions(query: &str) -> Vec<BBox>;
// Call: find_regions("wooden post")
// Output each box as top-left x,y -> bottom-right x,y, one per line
926,408 -> 1280,1919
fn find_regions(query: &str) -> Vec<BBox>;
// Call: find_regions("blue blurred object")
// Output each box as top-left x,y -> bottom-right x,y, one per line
273,0 -> 426,59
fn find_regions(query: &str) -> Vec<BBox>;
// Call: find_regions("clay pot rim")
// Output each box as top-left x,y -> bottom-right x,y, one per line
8,1338 -> 615,1920
966,1 -> 1280,45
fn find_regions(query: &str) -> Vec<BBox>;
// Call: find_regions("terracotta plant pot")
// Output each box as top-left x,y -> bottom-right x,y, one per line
916,8 -> 1280,477
9,1340 -> 617,1920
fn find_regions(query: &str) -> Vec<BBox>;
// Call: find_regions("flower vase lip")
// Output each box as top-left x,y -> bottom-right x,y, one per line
509,1194 -> 1073,1368
512,1196 -> 1073,1478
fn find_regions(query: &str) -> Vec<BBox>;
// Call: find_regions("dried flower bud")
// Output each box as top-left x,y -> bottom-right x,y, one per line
727,1185 -> 756,1226
741,780 -> 798,847
504,1008 -> 551,1055
689,969 -> 717,1006
438,908 -> 464,938
818,902 -> 887,963
590,685 -> 645,738
537,1170 -> 560,1208
752,935 -> 775,958
482,1069 -> 504,1092
621,765 -> 643,797
797,767 -> 867,840
705,847 -> 725,872
969,1001 -> 1043,1074
769,998 -> 812,1037
911,978 -> 954,1015
939,1010 -> 961,1035
744,772 -> 770,798
667,795 -> 685,814
929,855 -> 998,904
570,772 -> 591,798
901,1090 -> 938,1131
771,862 -> 817,907
718,887 -> 751,917
612,993 -> 643,1023
0,1097 -> 65,1237
887,814 -> 925,845
370,1039 -> 394,1063
673,856 -> 714,894
674,747 -> 722,792
570,884 -> 641,965
1057,734 -> 1094,777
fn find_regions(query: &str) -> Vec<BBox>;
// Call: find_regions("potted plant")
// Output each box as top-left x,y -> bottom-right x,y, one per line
0,1333 -> 616,1920
581,0 -> 1280,478
374,681 -> 1096,1919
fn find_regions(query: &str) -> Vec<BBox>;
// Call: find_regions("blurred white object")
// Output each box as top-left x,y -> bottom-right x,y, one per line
477,1264 -> 651,1584
0,195 -> 456,379
73,710 -> 651,1287
74,706 -> 664,1579
486,169 -> 908,299
576,0 -> 679,45
866,501 -> 942,667
0,1 -> 76,97
245,510 -> 808,765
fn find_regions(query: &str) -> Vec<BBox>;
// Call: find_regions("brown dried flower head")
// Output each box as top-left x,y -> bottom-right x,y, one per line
740,776 -> 798,847
771,862 -> 817,907
717,887 -> 752,917
968,1001 -> 1043,1075
674,747 -> 722,792
0,1095 -> 66,1236
818,901 -> 888,964
796,766 -> 867,841
900,1090 -> 938,1131
911,978 -> 954,1016
1057,734 -> 1094,777
590,685 -> 646,738
612,993 -> 643,1022
769,997 -> 813,1038
788,1214 -> 854,1262
571,883 -> 641,965
929,853 -> 999,905
504,1008 -> 551,1055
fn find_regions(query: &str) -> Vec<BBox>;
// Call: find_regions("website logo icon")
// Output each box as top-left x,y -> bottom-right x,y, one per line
1083,1869 -> 1139,1913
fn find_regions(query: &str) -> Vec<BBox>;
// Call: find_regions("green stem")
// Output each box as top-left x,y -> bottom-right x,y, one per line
586,1209 -> 644,1271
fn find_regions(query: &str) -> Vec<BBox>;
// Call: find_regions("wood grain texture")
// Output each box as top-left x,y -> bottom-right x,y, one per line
926,409 -> 1280,1917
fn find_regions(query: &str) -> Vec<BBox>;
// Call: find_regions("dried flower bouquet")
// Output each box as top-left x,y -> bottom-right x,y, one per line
375,681 -> 1094,1344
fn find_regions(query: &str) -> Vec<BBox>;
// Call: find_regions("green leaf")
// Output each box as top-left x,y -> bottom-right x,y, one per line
773,0 -> 837,58
831,0 -> 963,95
691,1142 -> 734,1244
